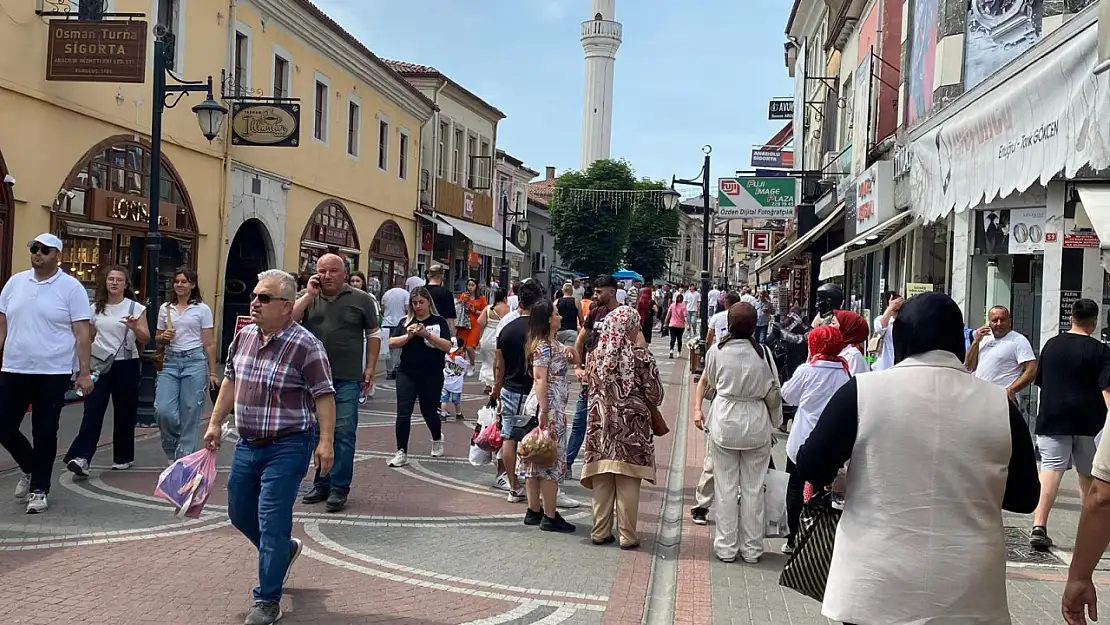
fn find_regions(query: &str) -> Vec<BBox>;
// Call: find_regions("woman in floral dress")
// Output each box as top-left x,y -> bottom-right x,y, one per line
518,300 -> 579,533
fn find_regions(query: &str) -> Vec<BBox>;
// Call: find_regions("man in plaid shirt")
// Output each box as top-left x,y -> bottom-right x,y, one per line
205,269 -> 335,625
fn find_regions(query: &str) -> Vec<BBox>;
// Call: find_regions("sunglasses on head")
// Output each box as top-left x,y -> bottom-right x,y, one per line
251,292 -> 290,304
29,243 -> 55,255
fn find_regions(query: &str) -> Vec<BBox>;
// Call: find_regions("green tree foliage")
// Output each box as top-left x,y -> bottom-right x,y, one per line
549,159 -> 637,277
624,179 -> 679,283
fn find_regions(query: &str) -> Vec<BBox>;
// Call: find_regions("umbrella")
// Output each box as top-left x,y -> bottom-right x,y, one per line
613,269 -> 644,281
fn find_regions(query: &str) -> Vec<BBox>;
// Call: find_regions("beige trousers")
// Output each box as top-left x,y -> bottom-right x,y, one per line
694,432 -> 714,509
590,473 -> 643,547
710,440 -> 771,561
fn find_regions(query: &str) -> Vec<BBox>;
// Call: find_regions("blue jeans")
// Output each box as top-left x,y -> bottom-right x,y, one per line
312,380 -> 360,494
755,325 -> 769,344
566,388 -> 588,468
155,347 -> 208,461
227,431 -> 313,603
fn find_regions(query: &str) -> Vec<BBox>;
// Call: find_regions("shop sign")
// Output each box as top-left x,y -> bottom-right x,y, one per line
747,230 -> 772,253
717,177 -> 795,220
230,102 -> 300,147
751,150 -> 794,168
468,251 -> 481,268
376,239 -> 405,258
90,190 -> 175,231
463,192 -> 475,219
893,143 -> 911,180
854,161 -> 895,234
420,224 -> 434,252
321,226 -> 348,246
1064,232 -> 1101,248
1060,289 -> 1082,331
46,20 -> 148,83
906,282 -> 933,297
1009,207 -> 1047,254
234,315 -> 253,334
768,99 -> 794,120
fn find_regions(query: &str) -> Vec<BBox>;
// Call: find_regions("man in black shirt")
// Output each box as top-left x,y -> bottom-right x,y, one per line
555,283 -> 579,347
425,264 -> 456,334
1030,298 -> 1110,550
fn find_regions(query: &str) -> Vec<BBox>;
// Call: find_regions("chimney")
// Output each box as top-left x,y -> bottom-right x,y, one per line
545,166 -> 556,180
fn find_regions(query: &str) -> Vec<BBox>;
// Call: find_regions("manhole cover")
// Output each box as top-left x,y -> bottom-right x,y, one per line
1005,526 -> 1065,566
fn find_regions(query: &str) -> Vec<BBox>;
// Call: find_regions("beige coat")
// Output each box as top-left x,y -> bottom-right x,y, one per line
702,340 -> 782,451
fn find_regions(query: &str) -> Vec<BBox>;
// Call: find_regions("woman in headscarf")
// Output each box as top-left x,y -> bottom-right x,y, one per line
832,310 -> 871,375
693,302 -> 782,563
581,306 -> 664,549
636,286 -> 657,344
795,293 -> 1039,625
778,325 -> 851,553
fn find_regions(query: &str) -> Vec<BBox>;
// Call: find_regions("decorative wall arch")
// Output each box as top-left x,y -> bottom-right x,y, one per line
368,219 -> 410,289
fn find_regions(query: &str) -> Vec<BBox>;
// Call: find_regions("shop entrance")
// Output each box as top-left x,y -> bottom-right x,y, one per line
222,219 -> 271,354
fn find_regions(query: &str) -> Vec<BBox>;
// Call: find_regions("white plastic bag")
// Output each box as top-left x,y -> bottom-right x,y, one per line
477,405 -> 496,427
468,444 -> 493,466
763,468 -> 790,538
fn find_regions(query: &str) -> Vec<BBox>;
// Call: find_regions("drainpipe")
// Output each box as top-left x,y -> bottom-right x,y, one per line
212,0 -> 237,339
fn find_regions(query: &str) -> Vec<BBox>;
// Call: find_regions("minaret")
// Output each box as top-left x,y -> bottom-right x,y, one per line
580,0 -> 621,169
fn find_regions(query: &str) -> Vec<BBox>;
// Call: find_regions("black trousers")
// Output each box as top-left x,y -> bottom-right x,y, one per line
668,327 -> 684,351
65,358 -> 140,465
641,319 -> 654,344
394,369 -> 443,452
786,458 -> 806,541
0,373 -> 73,494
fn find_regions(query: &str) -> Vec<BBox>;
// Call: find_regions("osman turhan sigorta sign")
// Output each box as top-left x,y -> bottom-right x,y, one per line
46,20 -> 148,83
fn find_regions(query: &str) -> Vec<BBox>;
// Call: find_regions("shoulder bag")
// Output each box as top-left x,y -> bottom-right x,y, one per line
455,298 -> 471,329
778,495 -> 842,602
91,301 -> 136,376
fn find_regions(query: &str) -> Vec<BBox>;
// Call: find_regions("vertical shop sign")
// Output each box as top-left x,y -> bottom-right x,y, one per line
1060,289 -> 1081,331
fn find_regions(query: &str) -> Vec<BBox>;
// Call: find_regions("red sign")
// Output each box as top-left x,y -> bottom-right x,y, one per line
463,192 -> 475,219
421,224 -> 434,252
1064,232 -> 1100,248
747,230 -> 772,253
235,315 -> 253,333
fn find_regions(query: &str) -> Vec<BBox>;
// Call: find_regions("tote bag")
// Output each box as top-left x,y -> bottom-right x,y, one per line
778,498 -> 841,602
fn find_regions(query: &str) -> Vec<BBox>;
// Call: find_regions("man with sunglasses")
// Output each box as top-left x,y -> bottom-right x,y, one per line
204,269 -> 335,625
292,253 -> 380,512
0,233 -> 94,514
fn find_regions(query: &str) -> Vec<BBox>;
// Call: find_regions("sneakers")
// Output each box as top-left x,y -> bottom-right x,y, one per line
66,458 -> 90,478
524,508 -> 543,526
111,462 -> 133,471
691,507 -> 709,525
301,486 -> 329,505
493,474 -> 510,491
507,489 -> 526,503
539,512 -> 577,533
243,600 -> 283,625
556,491 -> 581,509
668,351 -> 674,359
14,473 -> 30,500
25,490 -> 47,514
1030,526 -> 1053,551
455,412 -> 465,421
438,409 -> 451,422
284,538 -> 303,585
387,451 -> 409,468
781,539 -> 795,555
741,555 -> 760,564
325,491 -> 348,513
430,438 -> 445,458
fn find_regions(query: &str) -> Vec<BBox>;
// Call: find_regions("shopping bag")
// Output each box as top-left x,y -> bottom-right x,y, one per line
474,420 -> 503,452
763,469 -> 790,538
154,448 -> 218,519
476,404 -> 497,427
778,498 -> 842,602
517,427 -> 557,468
469,444 -> 494,466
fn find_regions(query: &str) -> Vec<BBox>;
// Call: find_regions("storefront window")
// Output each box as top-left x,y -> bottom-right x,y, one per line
300,201 -> 360,274
913,224 -> 951,293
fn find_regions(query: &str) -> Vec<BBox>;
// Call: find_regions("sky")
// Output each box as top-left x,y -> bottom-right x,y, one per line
313,0 -> 795,189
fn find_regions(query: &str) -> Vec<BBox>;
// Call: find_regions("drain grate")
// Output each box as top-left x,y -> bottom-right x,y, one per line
1005,526 -> 1066,566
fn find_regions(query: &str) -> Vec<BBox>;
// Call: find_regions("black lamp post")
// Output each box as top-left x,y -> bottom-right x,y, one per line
661,145 -> 712,374
135,27 -> 228,426
499,193 -> 528,289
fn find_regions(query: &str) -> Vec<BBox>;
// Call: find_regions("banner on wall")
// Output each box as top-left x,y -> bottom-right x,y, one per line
851,53 -> 874,176
964,0 -> 1043,90
1008,207 -> 1047,254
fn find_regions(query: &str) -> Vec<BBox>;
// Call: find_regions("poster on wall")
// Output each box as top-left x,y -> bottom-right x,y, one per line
964,0 -> 1043,90
907,0 -> 939,126
1060,289 -> 1081,331
1008,207 -> 1047,254
973,209 -> 1010,255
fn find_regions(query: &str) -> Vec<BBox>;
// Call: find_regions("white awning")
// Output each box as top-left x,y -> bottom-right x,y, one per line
1076,185 -> 1110,246
819,212 -> 912,280
760,203 -> 847,279
436,214 -> 525,261
1098,0 -> 1110,74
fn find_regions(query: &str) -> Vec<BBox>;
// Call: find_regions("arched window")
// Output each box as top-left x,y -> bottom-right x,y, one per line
299,200 -> 361,273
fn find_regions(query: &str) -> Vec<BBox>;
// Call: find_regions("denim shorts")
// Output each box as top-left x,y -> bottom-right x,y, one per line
499,388 -> 535,442
440,390 -> 462,405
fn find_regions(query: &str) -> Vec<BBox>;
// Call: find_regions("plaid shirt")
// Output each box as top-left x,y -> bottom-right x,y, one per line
225,321 -> 335,440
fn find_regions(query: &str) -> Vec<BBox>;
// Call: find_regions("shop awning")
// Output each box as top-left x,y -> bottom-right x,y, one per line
1075,184 -> 1110,246
436,215 -> 525,261
759,203 -> 847,279
819,212 -> 912,280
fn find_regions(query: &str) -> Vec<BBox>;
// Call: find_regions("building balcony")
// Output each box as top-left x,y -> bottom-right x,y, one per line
581,19 -> 622,41
432,177 -> 493,226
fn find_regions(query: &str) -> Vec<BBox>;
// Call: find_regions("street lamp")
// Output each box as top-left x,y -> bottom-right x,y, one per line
136,27 -> 228,425
666,145 -> 712,374
499,193 -> 528,288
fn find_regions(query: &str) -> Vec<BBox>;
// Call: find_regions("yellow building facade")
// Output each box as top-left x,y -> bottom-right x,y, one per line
0,0 -> 433,348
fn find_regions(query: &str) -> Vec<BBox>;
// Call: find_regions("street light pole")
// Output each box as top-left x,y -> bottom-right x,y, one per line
499,194 -> 509,288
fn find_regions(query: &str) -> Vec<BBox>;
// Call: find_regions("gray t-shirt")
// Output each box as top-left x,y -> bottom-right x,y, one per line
299,285 -> 379,380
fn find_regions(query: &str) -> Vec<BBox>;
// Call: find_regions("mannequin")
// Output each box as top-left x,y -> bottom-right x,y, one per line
811,283 -> 845,328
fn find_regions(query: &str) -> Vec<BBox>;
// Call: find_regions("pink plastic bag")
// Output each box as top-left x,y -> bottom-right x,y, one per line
474,421 -> 503,452
154,448 -> 218,519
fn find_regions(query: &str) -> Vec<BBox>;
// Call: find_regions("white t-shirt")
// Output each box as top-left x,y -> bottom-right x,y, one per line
507,294 -> 519,311
974,330 -> 1037,388
781,360 -> 851,462
685,292 -> 699,312
157,302 -> 214,351
739,294 -> 757,306
616,289 -> 628,304
381,287 -> 408,327
92,299 -> 147,361
708,310 -> 730,344
872,316 -> 897,372
443,352 -> 468,393
840,345 -> 871,376
495,308 -> 522,339
707,288 -> 721,310
0,269 -> 91,375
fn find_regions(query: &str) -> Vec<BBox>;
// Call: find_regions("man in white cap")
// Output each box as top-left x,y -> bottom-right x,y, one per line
0,234 -> 94,513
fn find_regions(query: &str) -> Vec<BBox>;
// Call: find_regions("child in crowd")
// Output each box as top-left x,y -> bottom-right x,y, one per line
440,338 -> 469,421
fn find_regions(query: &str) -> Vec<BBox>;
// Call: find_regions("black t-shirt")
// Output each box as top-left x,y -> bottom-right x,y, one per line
426,284 -> 456,320
556,297 -> 579,332
397,315 -> 451,376
1035,332 -> 1110,436
497,315 -> 533,395
584,304 -> 614,355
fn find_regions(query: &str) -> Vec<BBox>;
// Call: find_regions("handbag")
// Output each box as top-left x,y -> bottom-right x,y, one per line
151,304 -> 172,372
649,403 -> 670,437
778,497 -> 842,602
91,301 -> 136,376
455,298 -> 471,329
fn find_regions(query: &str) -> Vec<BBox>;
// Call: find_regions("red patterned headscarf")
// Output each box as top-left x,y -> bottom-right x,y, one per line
808,325 -> 849,373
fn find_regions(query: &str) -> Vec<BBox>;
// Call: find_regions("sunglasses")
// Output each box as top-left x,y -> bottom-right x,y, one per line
251,292 -> 290,304
29,244 -> 56,255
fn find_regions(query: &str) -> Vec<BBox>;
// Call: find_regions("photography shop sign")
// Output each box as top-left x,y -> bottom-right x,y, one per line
46,20 -> 147,83
717,177 -> 796,220
230,102 -> 300,147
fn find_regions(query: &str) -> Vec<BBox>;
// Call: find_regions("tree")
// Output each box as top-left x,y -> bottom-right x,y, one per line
623,179 -> 679,283
549,159 -> 637,277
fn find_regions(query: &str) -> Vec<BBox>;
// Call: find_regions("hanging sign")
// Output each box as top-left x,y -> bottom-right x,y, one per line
717,177 -> 796,220
747,230 -> 772,253
463,192 -> 475,219
231,102 -> 300,147
751,150 -> 794,168
46,20 -> 148,83
768,99 -> 794,120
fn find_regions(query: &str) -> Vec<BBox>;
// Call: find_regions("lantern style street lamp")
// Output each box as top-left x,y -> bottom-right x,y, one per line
666,146 -> 712,375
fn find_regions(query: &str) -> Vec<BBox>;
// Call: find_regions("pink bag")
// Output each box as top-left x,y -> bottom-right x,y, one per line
474,421 -> 503,452
518,427 -> 557,468
154,448 -> 218,519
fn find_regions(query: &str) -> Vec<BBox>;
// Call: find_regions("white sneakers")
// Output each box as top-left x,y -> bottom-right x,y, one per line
111,462 -> 133,471
493,474 -> 510,491
14,473 -> 30,500
430,438 -> 445,458
556,491 -> 581,509
25,491 -> 47,514
66,458 -> 90,478
387,451 -> 409,468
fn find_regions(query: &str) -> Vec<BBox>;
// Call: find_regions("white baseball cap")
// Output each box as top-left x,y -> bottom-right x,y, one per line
31,233 -> 63,252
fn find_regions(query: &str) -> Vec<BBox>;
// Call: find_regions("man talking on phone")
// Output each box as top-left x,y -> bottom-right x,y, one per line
292,254 -> 380,512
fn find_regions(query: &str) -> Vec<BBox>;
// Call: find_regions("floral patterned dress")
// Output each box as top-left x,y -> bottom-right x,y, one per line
518,342 -> 570,481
